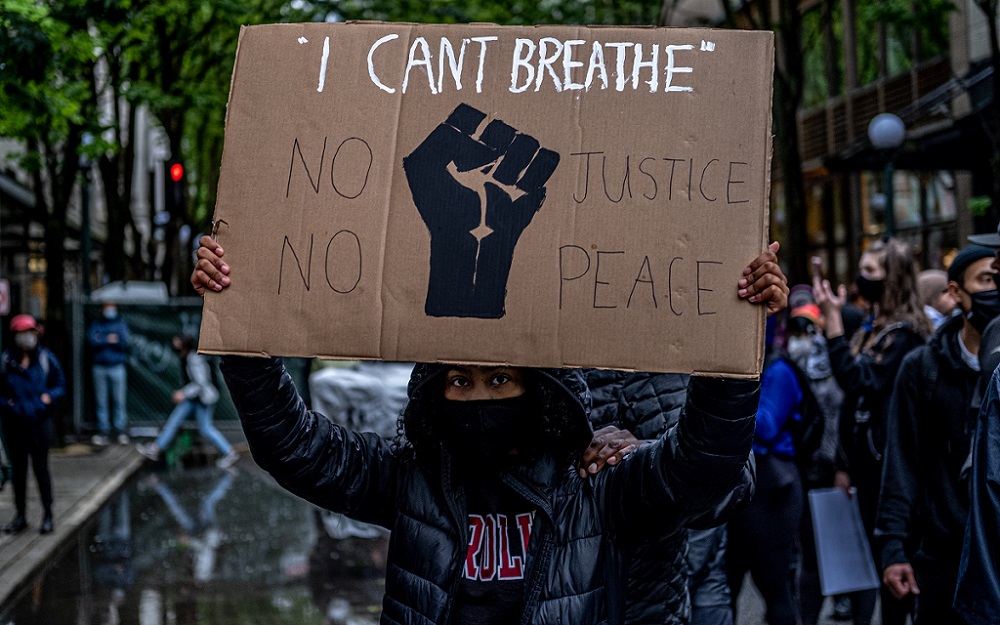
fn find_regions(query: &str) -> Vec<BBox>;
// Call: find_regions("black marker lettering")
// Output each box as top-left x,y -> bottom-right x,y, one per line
687,158 -> 693,201
601,155 -> 631,203
727,161 -> 750,204
324,230 -> 362,293
278,234 -> 314,295
594,250 -> 624,309
330,138 -> 373,200
571,152 -> 602,204
668,256 -> 684,316
286,137 -> 327,198
559,245 -> 590,309
638,157 -> 658,200
663,158 -> 683,201
699,158 -> 719,202
697,261 -> 723,315
627,255 -> 657,308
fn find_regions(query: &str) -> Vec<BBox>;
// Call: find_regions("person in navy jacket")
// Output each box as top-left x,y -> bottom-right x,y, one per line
0,314 -> 66,534
87,302 -> 130,445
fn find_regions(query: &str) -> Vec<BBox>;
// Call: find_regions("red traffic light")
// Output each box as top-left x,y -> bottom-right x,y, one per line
169,163 -> 184,183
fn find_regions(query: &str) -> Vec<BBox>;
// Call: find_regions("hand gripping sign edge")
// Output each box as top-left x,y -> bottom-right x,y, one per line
403,103 -> 561,319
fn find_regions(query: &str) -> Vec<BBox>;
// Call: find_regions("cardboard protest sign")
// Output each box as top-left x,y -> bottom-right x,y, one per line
199,22 -> 774,376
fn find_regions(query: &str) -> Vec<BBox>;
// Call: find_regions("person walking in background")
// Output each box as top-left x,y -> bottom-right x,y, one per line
136,335 -> 238,469
785,300 -> 846,625
0,314 -> 66,535
875,245 -> 998,625
726,319 -> 805,625
917,269 -> 957,331
88,301 -> 130,445
813,239 -> 931,625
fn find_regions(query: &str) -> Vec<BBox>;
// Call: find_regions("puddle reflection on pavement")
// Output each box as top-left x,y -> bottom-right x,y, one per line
5,464 -> 389,625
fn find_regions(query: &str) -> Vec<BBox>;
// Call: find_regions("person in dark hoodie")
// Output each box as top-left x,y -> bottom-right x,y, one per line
952,225 -> 1000,625
875,244 -> 998,625
191,235 -> 788,625
813,238 -> 931,625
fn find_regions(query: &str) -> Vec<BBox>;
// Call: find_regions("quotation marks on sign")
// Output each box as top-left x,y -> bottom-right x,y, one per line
403,103 -> 560,319
700,41 -> 716,52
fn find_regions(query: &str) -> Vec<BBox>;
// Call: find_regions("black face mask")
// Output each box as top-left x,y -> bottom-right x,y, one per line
855,274 -> 885,305
964,289 -> 1000,334
439,395 -> 541,468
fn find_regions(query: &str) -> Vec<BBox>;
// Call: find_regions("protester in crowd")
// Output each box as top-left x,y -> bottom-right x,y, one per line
813,238 -> 931,625
726,318 -> 804,625
136,335 -> 239,469
917,269 -> 957,331
88,301 -> 131,445
956,365 -> 1000,625
190,235 -> 788,624
952,225 -> 1000,625
875,244 -> 996,625
582,369 -> 751,625
0,314 -> 66,534
785,300 -> 845,625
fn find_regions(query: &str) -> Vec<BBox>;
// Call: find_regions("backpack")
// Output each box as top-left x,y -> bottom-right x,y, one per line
764,349 -> 824,465
1,348 -> 51,378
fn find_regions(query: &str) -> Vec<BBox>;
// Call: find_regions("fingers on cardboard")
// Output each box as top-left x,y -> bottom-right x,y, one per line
445,103 -> 487,135
493,134 -> 540,184
518,148 -> 560,190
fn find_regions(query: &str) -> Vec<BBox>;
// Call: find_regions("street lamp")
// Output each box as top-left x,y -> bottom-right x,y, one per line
868,113 -> 906,238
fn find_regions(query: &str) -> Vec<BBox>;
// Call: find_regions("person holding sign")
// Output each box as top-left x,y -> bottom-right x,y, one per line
192,235 -> 787,625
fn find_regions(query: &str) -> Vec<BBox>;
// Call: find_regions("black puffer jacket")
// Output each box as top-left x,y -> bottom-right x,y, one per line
584,370 -> 755,625
221,357 -> 758,625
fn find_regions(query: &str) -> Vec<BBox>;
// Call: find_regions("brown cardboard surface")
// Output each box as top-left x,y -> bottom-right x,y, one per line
200,22 -> 774,376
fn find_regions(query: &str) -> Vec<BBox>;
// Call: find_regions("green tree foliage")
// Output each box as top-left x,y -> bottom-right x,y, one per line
0,0 -> 97,337
312,0 -> 663,26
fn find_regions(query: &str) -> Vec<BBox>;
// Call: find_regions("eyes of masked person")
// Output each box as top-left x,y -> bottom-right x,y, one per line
439,367 -> 541,467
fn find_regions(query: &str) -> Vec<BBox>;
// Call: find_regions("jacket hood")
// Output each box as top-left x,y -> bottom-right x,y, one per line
404,363 -> 594,460
932,312 -> 975,371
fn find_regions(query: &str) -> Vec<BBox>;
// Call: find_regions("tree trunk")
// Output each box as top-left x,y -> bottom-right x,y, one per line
775,0 -> 808,284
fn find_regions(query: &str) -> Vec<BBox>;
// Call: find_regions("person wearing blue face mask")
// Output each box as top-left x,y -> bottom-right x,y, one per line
87,302 -> 131,446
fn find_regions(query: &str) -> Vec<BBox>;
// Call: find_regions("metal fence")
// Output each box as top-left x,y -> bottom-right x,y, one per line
68,296 -> 240,438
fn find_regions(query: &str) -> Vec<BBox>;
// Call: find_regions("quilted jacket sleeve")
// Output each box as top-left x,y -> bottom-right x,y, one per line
220,356 -> 401,528
600,375 -> 759,542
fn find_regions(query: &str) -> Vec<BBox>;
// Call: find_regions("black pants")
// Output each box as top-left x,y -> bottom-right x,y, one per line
798,476 -> 828,625
1,415 -> 53,517
727,455 -> 803,625
851,453 -> 913,625
913,557 -> 969,625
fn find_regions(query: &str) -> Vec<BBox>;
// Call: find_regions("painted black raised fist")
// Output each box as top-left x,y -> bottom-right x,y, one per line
403,104 -> 560,318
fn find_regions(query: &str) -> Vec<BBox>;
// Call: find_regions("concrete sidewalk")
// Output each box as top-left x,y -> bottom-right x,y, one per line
0,443 -> 145,610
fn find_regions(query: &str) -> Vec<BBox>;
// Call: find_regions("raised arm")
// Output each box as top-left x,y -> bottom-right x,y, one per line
600,375 -> 759,541
191,239 -> 400,526
220,356 -> 401,527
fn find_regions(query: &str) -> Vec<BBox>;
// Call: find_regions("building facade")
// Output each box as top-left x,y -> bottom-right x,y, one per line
790,0 -> 996,283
